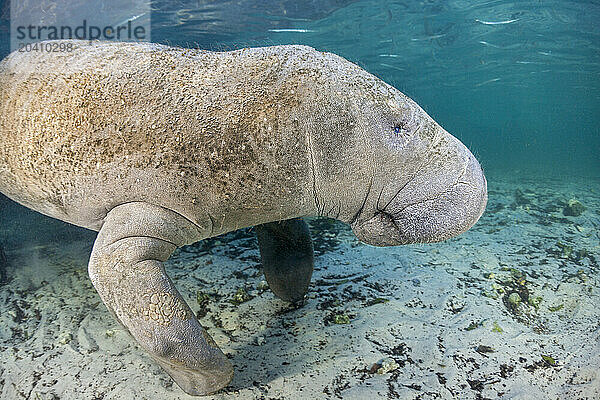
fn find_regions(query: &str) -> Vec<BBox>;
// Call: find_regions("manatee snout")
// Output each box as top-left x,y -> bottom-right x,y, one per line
351,129 -> 487,247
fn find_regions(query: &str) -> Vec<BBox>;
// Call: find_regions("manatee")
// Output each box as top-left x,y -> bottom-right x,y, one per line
0,40 -> 487,396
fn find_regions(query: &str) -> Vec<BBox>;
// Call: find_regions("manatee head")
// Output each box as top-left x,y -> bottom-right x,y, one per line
348,87 -> 487,246
302,49 -> 487,246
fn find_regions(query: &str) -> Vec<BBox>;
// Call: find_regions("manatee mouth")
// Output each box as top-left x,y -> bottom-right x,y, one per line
351,152 -> 487,246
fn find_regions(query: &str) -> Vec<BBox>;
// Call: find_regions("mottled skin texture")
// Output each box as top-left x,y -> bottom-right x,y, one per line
0,40 -> 487,396
0,42 -> 314,232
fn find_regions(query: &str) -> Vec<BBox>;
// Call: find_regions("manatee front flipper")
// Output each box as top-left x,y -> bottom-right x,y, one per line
88,202 -> 233,396
255,218 -> 314,303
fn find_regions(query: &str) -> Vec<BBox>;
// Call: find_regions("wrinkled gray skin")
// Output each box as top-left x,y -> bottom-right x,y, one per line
0,40 -> 487,396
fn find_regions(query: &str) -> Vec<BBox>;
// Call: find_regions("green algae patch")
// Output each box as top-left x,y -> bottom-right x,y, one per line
492,321 -> 503,333
332,313 -> 351,324
507,292 -> 522,308
229,287 -> 253,306
528,296 -> 543,310
541,355 -> 556,366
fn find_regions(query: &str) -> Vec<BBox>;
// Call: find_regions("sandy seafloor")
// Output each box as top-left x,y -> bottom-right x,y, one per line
0,172 -> 598,400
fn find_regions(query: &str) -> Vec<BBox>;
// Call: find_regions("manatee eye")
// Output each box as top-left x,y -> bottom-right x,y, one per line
392,113 -> 419,139
392,120 -> 410,136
